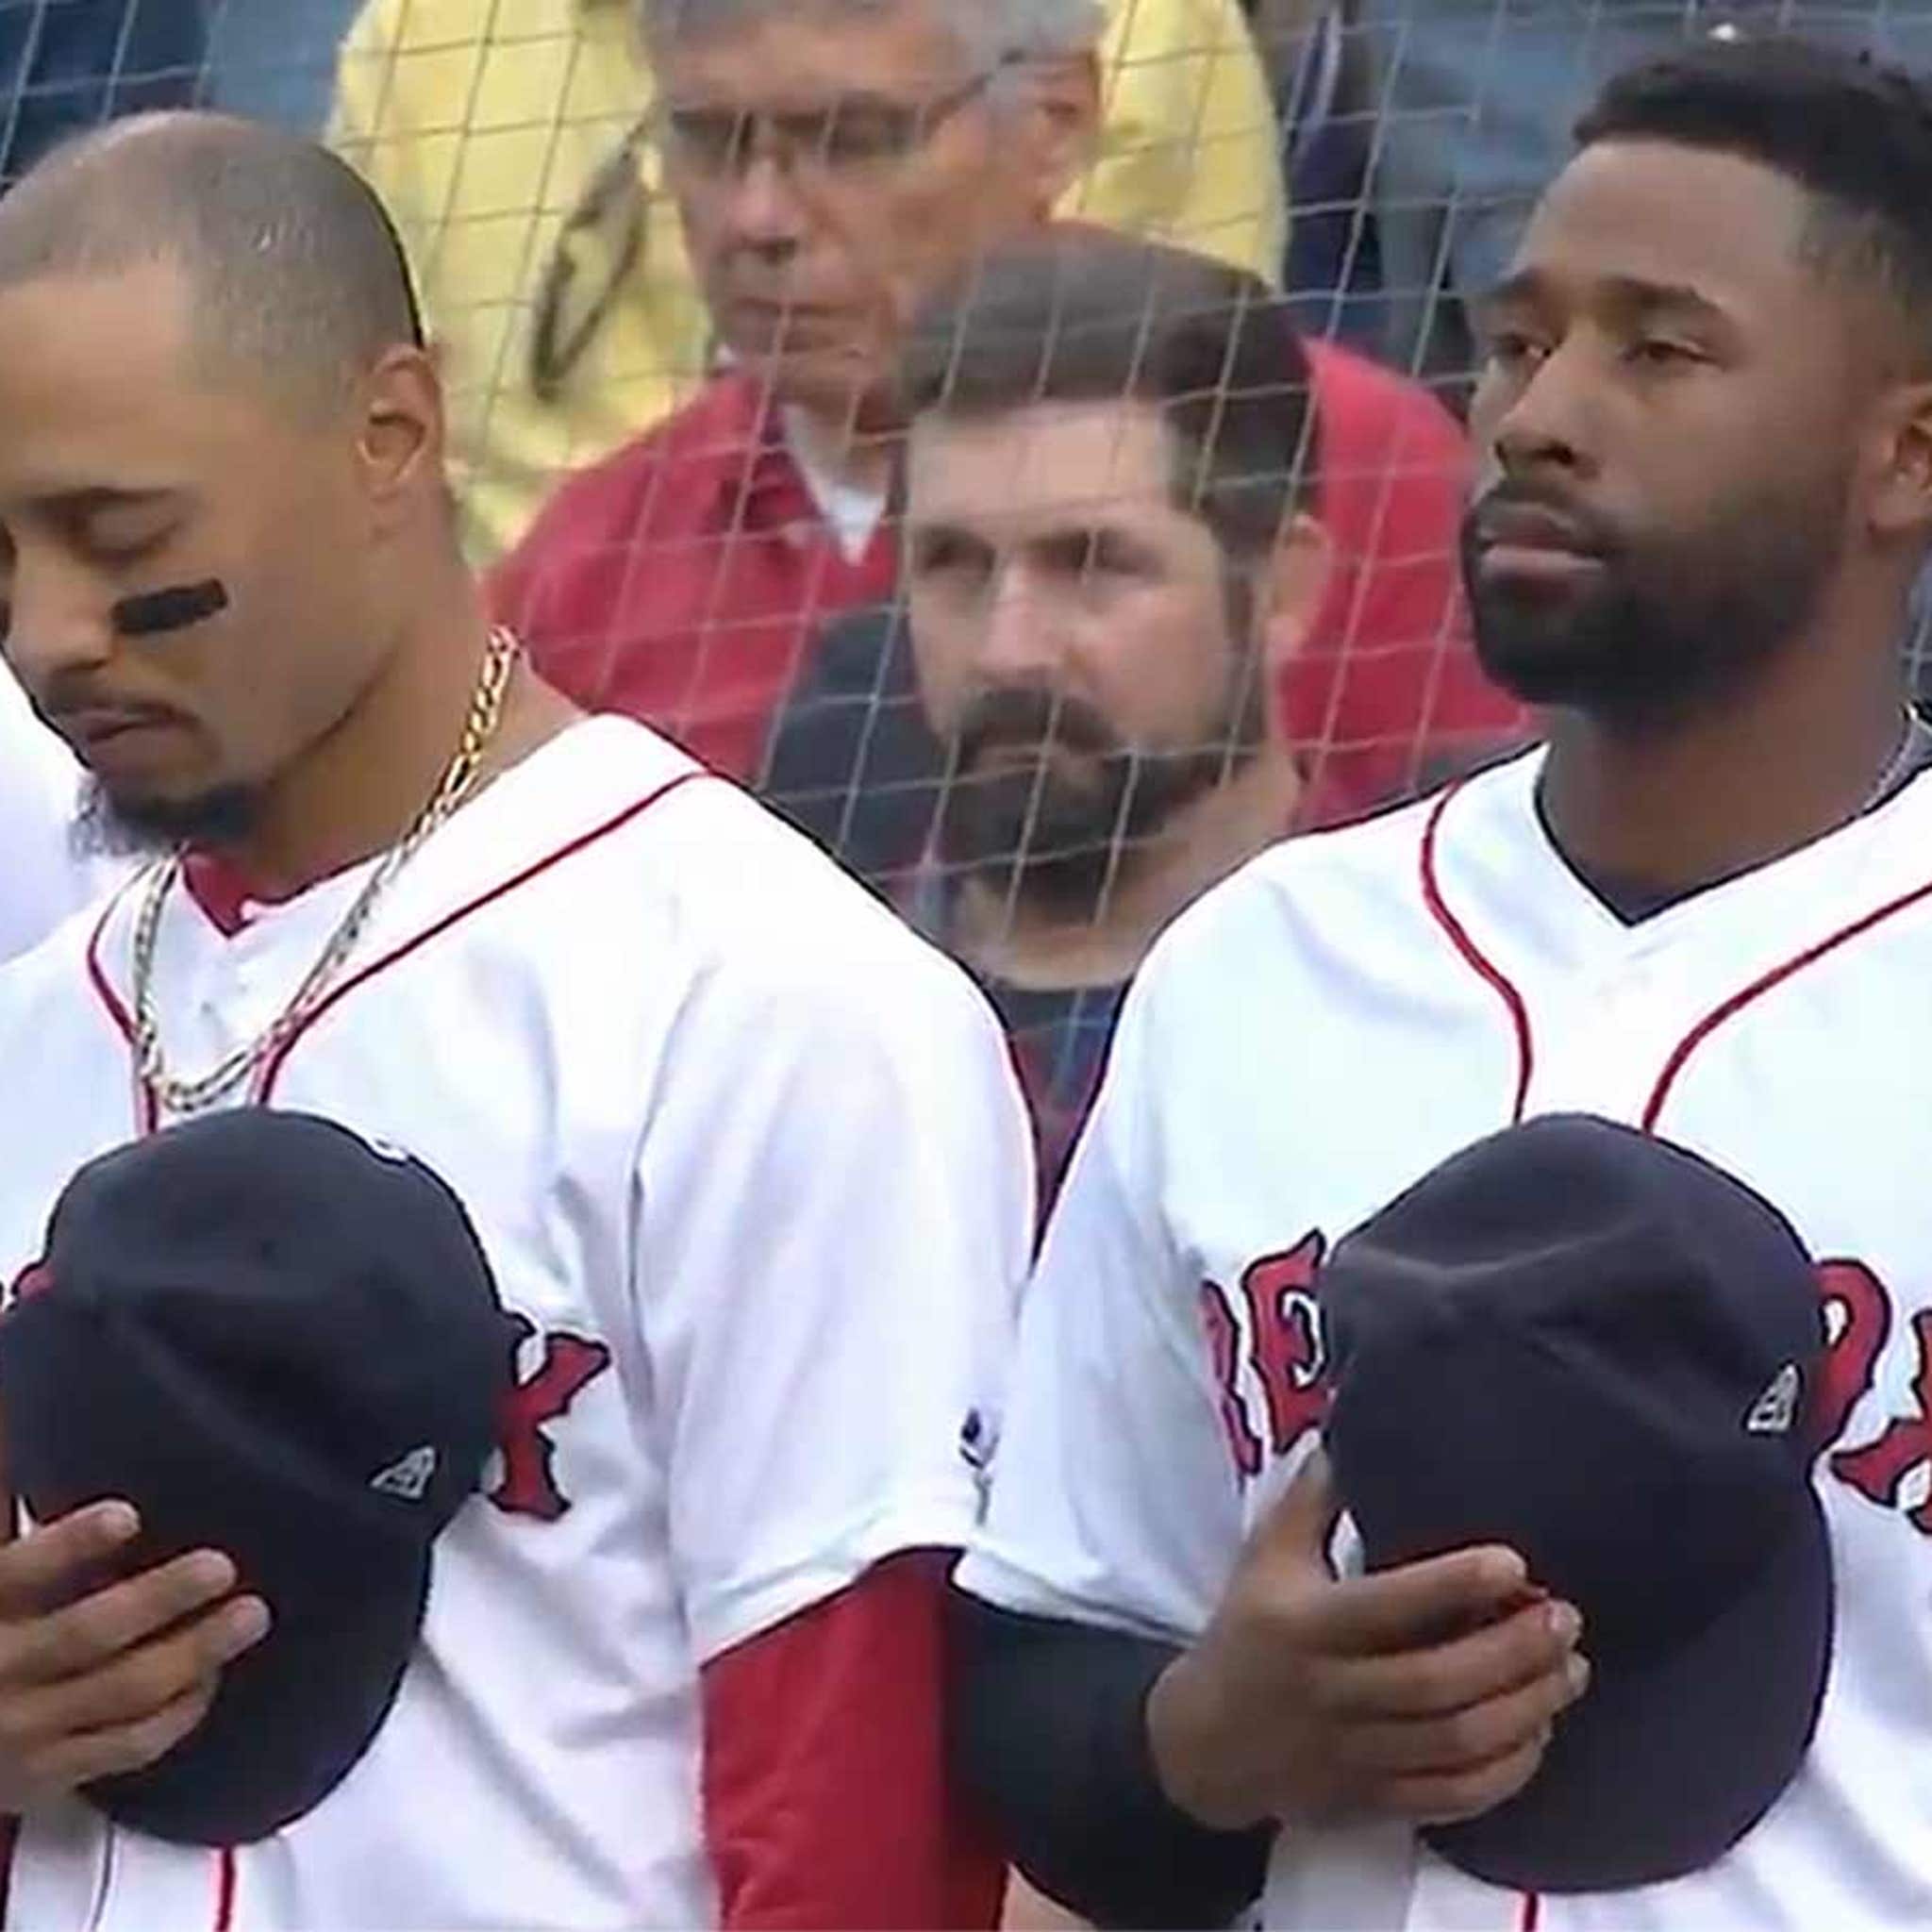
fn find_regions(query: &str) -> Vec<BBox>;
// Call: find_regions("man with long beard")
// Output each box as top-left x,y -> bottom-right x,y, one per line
953,35 -> 1932,1932
774,231 -> 1327,1193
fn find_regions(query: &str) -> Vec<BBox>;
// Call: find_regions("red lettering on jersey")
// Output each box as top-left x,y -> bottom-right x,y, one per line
1831,1309 -> 1932,1534
1200,1281 -> 1262,1481
1201,1235 -> 1330,1479
1812,1259 -> 1892,1449
490,1314 -> 614,1522
1237,1234 -> 1330,1458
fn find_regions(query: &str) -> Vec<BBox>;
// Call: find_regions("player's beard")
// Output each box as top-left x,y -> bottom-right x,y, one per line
1460,467 -> 1851,729
936,660 -> 1266,923
74,775 -> 265,859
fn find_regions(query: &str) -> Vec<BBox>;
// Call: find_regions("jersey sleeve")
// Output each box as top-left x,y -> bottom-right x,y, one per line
956,967 -> 1246,1644
638,917 -> 1035,1664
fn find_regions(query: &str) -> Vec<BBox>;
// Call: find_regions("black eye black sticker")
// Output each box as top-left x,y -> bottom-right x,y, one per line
110,578 -> 230,638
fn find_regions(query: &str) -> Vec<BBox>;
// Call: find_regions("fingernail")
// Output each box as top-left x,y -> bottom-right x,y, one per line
1547,1602 -> 1582,1642
224,1598 -> 271,1651
1491,1550 -> 1529,1591
96,1503 -> 139,1542
189,1551 -> 237,1592
1566,1654 -> 1591,1698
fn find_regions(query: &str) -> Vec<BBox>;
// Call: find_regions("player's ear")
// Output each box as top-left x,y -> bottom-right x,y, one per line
1257,512 -> 1331,675
358,342 -> 446,537
1865,377 -> 1932,541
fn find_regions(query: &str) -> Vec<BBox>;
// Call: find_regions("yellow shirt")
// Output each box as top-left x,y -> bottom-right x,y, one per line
330,0 -> 1285,561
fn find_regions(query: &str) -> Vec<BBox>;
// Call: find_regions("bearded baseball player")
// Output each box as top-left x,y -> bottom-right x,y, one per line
958,36 -> 1932,1932
0,115 -> 1033,1928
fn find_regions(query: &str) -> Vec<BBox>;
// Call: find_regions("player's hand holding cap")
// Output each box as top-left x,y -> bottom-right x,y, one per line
0,1109 -> 517,1844
1321,1113 -> 1833,1891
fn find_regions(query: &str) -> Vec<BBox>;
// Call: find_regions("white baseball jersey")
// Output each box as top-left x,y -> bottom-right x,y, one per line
0,663 -> 105,967
960,743 -> 1932,1932
0,714 -> 1034,1931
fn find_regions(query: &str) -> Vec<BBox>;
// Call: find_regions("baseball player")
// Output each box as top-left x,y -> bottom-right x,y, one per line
0,115 -> 1032,1929
957,36 -> 1932,1932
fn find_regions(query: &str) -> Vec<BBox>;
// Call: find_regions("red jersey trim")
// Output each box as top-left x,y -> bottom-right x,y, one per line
1418,774 -> 1932,1136
1418,783 -> 1535,1122
84,880 -> 139,1051
84,876 -> 160,1135
212,1846 -> 237,1932
1517,1890 -> 1542,1932
82,772 -> 715,1123
1641,867 -> 1932,1131
254,771 -> 712,1098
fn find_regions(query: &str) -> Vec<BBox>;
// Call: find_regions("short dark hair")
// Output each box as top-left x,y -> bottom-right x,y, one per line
899,227 -> 1317,560
1576,37 -> 1932,357
0,112 -> 425,416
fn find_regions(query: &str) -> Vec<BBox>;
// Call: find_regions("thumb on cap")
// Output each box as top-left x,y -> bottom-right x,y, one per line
1252,1442 -> 1342,1566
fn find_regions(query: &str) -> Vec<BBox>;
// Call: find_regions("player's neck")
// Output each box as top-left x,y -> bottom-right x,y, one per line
958,752 -> 1301,991
1539,622 -> 1910,902
195,591 -> 579,902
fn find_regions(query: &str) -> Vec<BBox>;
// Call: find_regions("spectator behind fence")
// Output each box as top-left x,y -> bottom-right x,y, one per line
765,229 -> 1524,1189
760,251 -> 1530,889
485,0 -> 1097,777
489,7 -> 1518,799
332,0 -> 1284,564
0,0 -> 204,184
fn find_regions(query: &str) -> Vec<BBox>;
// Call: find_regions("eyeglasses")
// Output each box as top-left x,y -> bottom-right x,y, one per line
528,60 -> 1016,399
650,65 -> 1008,183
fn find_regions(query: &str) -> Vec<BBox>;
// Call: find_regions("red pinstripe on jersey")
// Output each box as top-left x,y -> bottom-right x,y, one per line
1418,775 -> 1932,1137
213,1846 -> 237,1932
82,771 -> 715,1122
1641,870 -> 1932,1130
1418,781 -> 1534,1123
83,874 -> 159,1135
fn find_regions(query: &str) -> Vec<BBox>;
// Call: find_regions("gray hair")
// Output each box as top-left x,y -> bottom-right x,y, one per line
638,0 -> 1104,78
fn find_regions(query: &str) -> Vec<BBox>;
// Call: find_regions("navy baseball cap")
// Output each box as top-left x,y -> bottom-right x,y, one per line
1320,1113 -> 1832,1893
0,1110 -> 516,1846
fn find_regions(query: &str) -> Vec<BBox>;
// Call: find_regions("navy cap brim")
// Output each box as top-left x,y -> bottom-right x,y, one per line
89,1549 -> 431,1846
1425,1486 -> 1833,1892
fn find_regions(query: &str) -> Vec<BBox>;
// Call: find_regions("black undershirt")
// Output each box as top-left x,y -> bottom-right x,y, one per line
1537,726 -> 1932,925
956,1599 -> 1273,1929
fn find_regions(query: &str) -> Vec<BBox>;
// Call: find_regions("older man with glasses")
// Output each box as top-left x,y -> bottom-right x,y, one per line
482,0 -> 1510,808
333,0 -> 1284,566
481,0 -> 1108,782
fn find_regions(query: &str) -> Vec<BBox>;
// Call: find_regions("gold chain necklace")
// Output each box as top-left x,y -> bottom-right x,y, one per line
130,626 -> 523,1119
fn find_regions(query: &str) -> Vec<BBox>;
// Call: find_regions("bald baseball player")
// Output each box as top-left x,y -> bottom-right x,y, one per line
0,115 -> 1033,1928
956,36 -> 1932,1932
